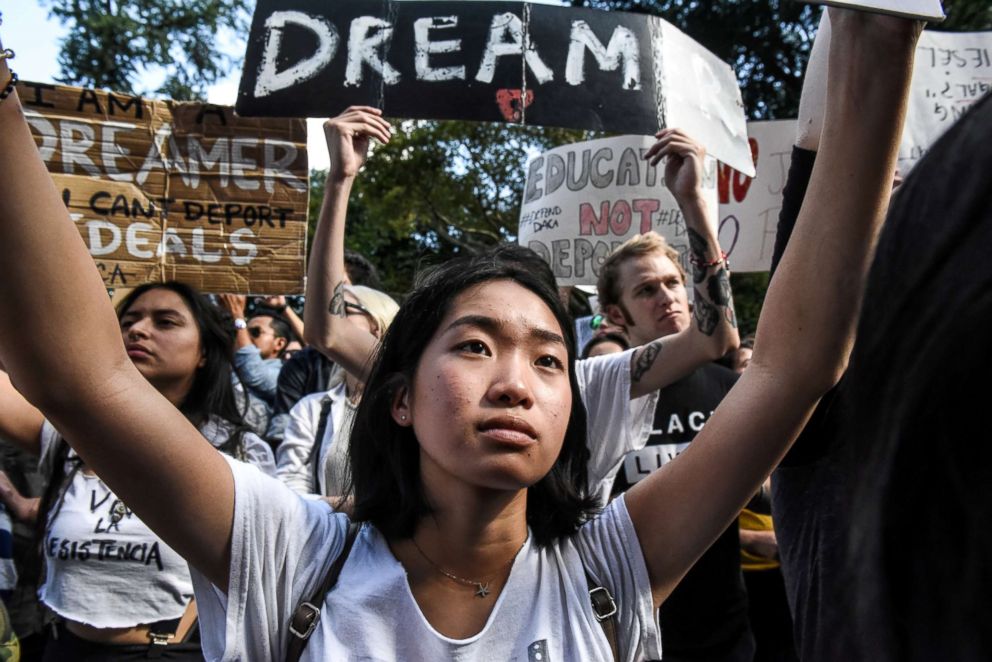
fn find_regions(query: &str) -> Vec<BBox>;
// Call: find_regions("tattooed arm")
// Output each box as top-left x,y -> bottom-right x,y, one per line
625,130 -> 739,399
304,107 -> 392,382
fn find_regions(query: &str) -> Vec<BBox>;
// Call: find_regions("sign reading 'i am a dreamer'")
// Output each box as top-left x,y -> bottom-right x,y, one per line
236,0 -> 756,176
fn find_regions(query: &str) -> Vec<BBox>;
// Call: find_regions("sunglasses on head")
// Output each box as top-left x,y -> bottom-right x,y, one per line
345,301 -> 372,317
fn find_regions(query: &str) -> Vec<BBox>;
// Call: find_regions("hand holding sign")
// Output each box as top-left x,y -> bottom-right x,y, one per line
323,106 -> 392,183
647,128 -> 709,205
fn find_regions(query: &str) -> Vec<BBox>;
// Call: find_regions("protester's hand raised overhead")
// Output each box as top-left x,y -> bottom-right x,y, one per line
305,107 -> 392,380
324,106 -> 391,182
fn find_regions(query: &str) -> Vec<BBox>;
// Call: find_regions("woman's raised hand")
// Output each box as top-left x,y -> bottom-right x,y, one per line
323,106 -> 392,182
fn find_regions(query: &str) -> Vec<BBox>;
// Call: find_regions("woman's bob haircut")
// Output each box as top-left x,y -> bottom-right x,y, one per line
348,244 -> 598,546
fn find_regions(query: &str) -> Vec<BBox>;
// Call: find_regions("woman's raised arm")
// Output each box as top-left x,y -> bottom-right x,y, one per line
0,53 -> 235,590
625,9 -> 923,605
304,107 -> 391,381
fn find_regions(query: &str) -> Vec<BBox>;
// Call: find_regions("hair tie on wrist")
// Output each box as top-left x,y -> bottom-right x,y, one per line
690,251 -> 729,271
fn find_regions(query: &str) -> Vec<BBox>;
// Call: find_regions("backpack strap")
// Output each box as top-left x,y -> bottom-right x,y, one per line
586,570 -> 619,661
307,396 -> 334,494
286,521 -> 360,662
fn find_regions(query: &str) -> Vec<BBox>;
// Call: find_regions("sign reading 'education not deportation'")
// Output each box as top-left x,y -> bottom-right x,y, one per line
517,134 -> 719,287
19,80 -> 309,294
237,0 -> 756,177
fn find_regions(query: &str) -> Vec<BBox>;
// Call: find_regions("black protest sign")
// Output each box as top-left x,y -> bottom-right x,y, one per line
237,0 -> 755,175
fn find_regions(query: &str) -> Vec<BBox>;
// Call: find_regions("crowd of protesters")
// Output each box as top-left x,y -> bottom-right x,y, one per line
0,5 -> 988,662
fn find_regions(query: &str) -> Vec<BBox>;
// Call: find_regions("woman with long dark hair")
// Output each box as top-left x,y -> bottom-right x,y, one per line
0,282 -> 275,659
0,9 -> 921,660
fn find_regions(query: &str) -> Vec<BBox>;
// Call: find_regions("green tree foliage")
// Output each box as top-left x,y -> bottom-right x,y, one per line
43,0 -> 248,100
940,0 -> 992,30
308,120 -> 590,295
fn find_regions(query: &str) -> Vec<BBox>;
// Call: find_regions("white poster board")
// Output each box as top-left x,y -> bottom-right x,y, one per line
900,30 -> 992,172
797,0 -> 944,22
657,21 -> 756,177
717,120 -> 797,273
518,135 -> 718,287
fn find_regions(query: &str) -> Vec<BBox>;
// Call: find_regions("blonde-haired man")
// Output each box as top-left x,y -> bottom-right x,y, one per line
591,135 -> 753,661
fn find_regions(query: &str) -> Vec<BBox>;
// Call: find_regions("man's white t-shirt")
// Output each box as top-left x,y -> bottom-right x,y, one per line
191,458 -> 663,661
576,349 -> 659,504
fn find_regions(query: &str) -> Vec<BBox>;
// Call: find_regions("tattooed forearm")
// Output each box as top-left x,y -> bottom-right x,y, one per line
693,291 -> 720,336
631,341 -> 662,383
328,281 -> 347,316
693,267 -> 736,335
687,227 -> 712,284
706,268 -> 732,307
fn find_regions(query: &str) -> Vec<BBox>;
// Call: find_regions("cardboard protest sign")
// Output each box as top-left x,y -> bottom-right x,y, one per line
17,80 -> 309,294
517,135 -> 719,287
237,0 -> 755,177
899,30 -> 992,172
717,120 -> 797,273
796,0 -> 945,22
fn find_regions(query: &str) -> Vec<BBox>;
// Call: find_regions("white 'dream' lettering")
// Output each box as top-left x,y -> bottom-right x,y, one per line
183,137 -> 231,189
101,122 -> 138,182
263,139 -> 306,193
24,113 -> 58,162
565,21 -> 641,90
59,121 -> 100,177
475,12 -> 554,84
345,16 -> 401,87
255,11 -> 339,97
414,16 -> 466,81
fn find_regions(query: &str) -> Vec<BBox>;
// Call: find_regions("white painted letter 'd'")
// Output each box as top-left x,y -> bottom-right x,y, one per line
255,11 -> 339,98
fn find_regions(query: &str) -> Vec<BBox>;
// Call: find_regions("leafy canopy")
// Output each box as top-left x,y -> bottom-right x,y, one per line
43,0 -> 249,100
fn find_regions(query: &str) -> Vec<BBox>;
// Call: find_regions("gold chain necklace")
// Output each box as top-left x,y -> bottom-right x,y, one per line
410,537 -> 525,599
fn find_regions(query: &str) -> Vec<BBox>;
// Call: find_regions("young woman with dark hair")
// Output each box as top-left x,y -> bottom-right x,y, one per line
0,9 -> 920,660
0,281 -> 275,659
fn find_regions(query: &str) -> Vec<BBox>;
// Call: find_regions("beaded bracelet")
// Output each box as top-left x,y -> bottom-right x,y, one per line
690,251 -> 729,271
0,70 -> 18,102
0,13 -> 16,105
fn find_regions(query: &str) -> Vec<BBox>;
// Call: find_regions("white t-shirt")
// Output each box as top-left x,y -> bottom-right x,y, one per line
191,458 -> 663,661
276,383 -> 356,496
576,349 -> 659,504
38,418 -> 276,628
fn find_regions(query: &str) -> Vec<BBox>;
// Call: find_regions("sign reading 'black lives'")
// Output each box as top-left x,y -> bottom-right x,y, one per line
237,0 -> 756,176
